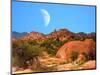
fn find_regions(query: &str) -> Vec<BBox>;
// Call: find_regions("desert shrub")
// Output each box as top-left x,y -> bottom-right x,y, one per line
28,40 -> 38,46
40,39 -> 52,47
12,57 -> 19,67
52,39 -> 63,48
46,48 -> 57,56
70,51 -> 79,61
82,51 -> 96,61
73,37 -> 81,41
12,40 -> 44,69
12,40 -> 25,57
73,36 -> 85,41
40,39 -> 57,56
89,48 -> 96,60
62,40 -> 68,44
82,52 -> 90,61
77,60 -> 85,65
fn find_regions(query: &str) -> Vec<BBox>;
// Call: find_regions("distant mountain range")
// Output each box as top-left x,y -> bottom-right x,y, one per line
12,31 -> 28,39
12,29 -> 96,41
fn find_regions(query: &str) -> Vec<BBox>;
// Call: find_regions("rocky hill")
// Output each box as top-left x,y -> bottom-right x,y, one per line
21,32 -> 46,41
12,29 -> 96,42
46,29 -> 74,41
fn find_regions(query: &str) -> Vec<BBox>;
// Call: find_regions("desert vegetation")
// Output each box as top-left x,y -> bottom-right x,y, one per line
12,29 -> 96,74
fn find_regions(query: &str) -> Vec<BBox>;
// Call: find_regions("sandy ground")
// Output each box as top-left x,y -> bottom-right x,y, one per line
12,57 -> 96,74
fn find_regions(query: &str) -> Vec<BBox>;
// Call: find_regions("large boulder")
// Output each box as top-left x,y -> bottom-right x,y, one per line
56,39 -> 96,62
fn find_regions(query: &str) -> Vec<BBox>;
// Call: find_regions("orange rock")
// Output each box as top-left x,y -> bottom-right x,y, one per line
56,39 -> 96,62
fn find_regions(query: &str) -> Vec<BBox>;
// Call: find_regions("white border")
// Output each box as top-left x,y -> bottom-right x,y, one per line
0,0 -> 11,75
0,0 -> 100,75
18,0 -> 97,5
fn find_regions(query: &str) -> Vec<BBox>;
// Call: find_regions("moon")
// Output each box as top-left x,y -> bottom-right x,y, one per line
40,9 -> 50,27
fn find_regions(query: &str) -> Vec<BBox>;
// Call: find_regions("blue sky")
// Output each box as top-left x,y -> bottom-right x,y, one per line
12,1 -> 96,34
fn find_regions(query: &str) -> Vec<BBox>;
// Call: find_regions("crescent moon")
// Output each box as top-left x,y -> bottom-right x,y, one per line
40,9 -> 50,27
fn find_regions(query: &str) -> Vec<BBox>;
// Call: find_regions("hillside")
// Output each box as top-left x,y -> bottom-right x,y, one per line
12,28 -> 96,74
22,32 -> 46,41
12,29 -> 96,41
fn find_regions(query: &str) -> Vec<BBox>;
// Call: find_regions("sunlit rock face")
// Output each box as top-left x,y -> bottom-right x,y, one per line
56,39 -> 96,62
22,32 -> 46,41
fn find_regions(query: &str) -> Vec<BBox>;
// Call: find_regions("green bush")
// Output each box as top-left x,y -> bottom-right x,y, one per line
82,52 -> 90,61
12,40 -> 44,68
28,40 -> 38,45
77,60 -> 85,65
70,51 -> 79,61
40,39 -> 58,56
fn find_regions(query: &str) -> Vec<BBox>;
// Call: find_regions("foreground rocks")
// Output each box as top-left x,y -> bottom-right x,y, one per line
13,59 -> 96,74
79,60 -> 96,70
56,60 -> 96,71
12,68 -> 33,74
